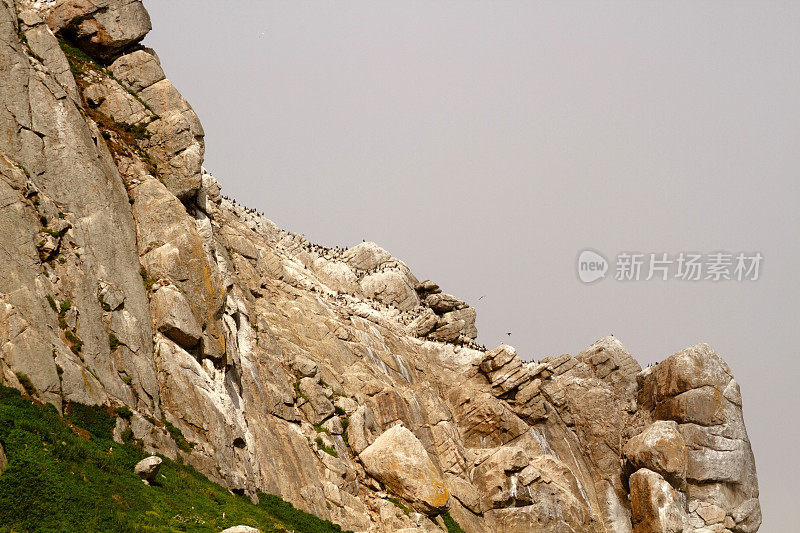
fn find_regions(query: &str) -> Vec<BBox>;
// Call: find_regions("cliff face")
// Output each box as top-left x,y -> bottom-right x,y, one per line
0,2 -> 761,532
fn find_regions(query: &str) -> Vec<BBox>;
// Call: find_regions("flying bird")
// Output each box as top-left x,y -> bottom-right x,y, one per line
478,295 -> 486,301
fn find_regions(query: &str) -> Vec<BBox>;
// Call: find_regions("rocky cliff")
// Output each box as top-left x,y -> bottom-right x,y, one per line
0,1 -> 761,532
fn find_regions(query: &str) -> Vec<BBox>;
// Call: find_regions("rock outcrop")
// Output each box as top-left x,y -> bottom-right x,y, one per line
0,1 -> 761,531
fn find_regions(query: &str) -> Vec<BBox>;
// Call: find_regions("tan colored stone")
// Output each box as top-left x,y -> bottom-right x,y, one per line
629,468 -> 687,533
359,424 -> 450,515
623,420 -> 687,488
150,285 -> 202,349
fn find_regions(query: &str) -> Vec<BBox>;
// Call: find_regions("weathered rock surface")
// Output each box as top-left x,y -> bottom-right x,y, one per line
0,1 -> 760,532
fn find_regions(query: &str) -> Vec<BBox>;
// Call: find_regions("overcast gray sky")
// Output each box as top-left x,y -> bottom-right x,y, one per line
144,1 -> 798,529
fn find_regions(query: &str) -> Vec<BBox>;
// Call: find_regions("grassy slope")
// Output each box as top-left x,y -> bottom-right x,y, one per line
0,385 -> 349,533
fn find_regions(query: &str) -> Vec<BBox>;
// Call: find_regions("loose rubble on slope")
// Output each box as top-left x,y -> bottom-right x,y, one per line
0,1 -> 761,531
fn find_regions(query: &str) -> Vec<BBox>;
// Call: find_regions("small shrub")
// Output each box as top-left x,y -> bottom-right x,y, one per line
65,402 -> 114,439
388,497 -> 412,516
442,512 -> 466,533
44,227 -> 68,238
109,333 -> 122,350
121,427 -> 134,444
39,215 -> 48,226
139,267 -> 154,291
59,299 -> 71,315
121,375 -> 133,386
294,380 -> 310,403
314,436 -> 338,458
313,422 -> 331,436
15,372 -> 36,396
45,294 -> 57,312
164,420 -> 193,452
64,329 -> 83,354
115,406 -> 133,420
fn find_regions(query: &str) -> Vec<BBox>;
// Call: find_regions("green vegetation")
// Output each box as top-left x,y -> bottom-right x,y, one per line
442,512 -> 466,533
293,380 -> 310,403
313,422 -> 331,436
387,497 -> 412,516
14,372 -> 36,396
46,294 -> 58,312
139,267 -> 155,291
58,38 -> 98,77
115,406 -> 133,420
0,385 -> 350,532
109,333 -> 123,350
314,437 -> 338,458
163,419 -> 193,453
59,299 -> 72,314
64,402 -> 115,438
64,329 -> 83,355
44,226 -> 69,239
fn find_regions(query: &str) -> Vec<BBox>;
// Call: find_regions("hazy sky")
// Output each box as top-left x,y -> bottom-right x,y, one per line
144,2 -> 798,529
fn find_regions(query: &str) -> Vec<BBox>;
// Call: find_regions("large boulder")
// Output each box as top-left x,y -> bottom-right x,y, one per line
150,285 -> 202,349
423,293 -> 467,313
359,424 -> 450,515
134,455 -> 162,484
108,49 -> 165,92
623,420 -> 687,489
47,0 -> 152,61
629,468 -> 687,533
359,269 -> 420,311
342,242 -> 392,271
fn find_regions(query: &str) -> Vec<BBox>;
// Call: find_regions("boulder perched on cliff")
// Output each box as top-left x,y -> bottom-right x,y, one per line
623,420 -> 687,489
47,0 -> 152,61
359,424 -> 450,515
150,285 -> 202,349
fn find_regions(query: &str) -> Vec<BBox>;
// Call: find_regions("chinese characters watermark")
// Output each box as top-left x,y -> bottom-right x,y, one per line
577,250 -> 762,283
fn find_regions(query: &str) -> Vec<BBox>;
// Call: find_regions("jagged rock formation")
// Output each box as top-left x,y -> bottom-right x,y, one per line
0,1 -> 761,531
